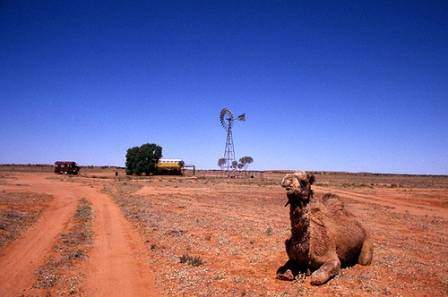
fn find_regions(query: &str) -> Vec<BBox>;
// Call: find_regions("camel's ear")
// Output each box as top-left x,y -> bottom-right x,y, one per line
308,175 -> 315,185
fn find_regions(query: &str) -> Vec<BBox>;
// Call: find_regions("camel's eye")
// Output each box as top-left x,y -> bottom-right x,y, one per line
300,180 -> 308,187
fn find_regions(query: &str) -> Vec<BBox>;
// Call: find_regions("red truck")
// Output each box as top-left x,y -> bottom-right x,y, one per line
54,161 -> 80,175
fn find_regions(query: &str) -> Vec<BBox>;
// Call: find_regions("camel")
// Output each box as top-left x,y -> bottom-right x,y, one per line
276,171 -> 373,285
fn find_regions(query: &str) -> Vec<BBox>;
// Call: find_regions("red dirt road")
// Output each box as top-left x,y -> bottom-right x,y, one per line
81,185 -> 158,296
1,170 -> 447,296
0,173 -> 158,297
0,174 -> 80,296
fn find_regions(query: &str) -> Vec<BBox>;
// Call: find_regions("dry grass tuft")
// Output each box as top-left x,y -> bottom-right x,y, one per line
180,254 -> 205,266
0,192 -> 52,248
33,198 -> 94,295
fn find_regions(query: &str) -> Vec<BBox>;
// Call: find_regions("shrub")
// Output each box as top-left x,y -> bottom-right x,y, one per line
179,254 -> 204,266
125,143 -> 162,175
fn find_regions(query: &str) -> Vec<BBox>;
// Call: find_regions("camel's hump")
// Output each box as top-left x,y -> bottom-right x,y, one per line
320,193 -> 346,214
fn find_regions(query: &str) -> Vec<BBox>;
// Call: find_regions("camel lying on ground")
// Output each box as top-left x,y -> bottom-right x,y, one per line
276,171 -> 373,285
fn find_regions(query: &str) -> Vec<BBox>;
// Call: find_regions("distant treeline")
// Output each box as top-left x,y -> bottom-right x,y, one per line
0,164 -> 125,171
0,164 -> 445,177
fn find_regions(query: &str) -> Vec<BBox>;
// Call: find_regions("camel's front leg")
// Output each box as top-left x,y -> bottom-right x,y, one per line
358,237 -> 373,265
310,258 -> 340,285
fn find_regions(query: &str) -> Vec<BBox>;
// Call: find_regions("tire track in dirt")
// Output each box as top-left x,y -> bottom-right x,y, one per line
0,174 -> 159,296
79,184 -> 159,297
0,174 -> 81,297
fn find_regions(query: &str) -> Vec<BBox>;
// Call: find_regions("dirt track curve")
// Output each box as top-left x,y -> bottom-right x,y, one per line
0,173 -> 158,297
82,184 -> 158,296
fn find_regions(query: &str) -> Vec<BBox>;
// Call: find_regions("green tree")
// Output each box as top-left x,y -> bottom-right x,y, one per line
125,143 -> 162,175
218,158 -> 226,170
125,146 -> 139,175
239,156 -> 254,170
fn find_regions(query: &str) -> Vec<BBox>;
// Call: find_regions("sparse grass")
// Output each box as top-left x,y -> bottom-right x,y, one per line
34,198 -> 93,295
104,175 -> 448,297
179,254 -> 204,266
0,192 -> 52,248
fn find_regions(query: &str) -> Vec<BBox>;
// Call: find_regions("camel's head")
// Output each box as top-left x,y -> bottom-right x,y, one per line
281,171 -> 315,206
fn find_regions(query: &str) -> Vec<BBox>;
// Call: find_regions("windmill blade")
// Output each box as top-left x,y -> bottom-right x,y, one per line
237,113 -> 246,121
220,108 -> 234,128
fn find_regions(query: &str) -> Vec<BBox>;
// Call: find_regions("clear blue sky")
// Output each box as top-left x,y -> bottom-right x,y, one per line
1,1 -> 447,174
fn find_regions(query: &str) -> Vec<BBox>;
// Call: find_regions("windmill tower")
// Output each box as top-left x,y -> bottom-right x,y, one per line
219,108 -> 246,171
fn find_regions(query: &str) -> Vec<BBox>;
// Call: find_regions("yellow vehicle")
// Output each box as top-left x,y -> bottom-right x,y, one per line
155,159 -> 184,175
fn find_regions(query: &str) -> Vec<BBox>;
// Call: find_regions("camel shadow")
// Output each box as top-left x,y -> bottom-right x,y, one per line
276,256 -> 359,281
276,260 -> 309,281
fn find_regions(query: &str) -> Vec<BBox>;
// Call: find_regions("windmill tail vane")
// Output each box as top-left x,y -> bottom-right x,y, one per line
237,113 -> 246,121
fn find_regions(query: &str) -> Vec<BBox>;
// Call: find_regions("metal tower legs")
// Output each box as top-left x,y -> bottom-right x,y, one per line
224,127 -> 236,171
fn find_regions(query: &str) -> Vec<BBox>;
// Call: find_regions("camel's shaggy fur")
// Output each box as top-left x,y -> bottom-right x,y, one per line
276,171 -> 373,285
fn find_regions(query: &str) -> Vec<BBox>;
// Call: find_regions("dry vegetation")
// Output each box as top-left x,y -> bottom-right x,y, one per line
0,189 -> 52,248
104,173 -> 448,296
29,198 -> 94,296
1,169 -> 447,296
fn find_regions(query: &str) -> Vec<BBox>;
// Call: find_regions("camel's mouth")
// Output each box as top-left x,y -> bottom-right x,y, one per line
284,186 -> 297,195
284,185 -> 302,192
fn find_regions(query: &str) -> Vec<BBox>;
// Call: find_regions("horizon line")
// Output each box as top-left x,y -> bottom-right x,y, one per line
1,163 -> 447,177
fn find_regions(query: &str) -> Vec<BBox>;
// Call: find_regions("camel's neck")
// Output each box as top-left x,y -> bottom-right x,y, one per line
288,193 -> 310,239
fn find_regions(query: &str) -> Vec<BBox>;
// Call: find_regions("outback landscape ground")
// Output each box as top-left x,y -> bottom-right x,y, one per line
0,166 -> 447,296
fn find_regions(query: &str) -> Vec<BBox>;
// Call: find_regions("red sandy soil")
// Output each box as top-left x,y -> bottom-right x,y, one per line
83,183 -> 158,296
0,173 -> 82,296
106,174 -> 448,296
0,170 -> 447,296
27,198 -> 94,296
0,172 -> 158,297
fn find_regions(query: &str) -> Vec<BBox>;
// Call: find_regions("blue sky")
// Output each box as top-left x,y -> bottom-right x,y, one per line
0,1 -> 447,174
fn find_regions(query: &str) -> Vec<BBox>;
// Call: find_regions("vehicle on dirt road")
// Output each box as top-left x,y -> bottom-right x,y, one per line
54,161 -> 80,175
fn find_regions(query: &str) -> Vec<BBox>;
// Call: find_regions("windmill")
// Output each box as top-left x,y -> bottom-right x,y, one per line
219,107 -> 246,171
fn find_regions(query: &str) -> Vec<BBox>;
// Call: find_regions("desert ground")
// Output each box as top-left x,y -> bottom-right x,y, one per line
0,167 -> 447,296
